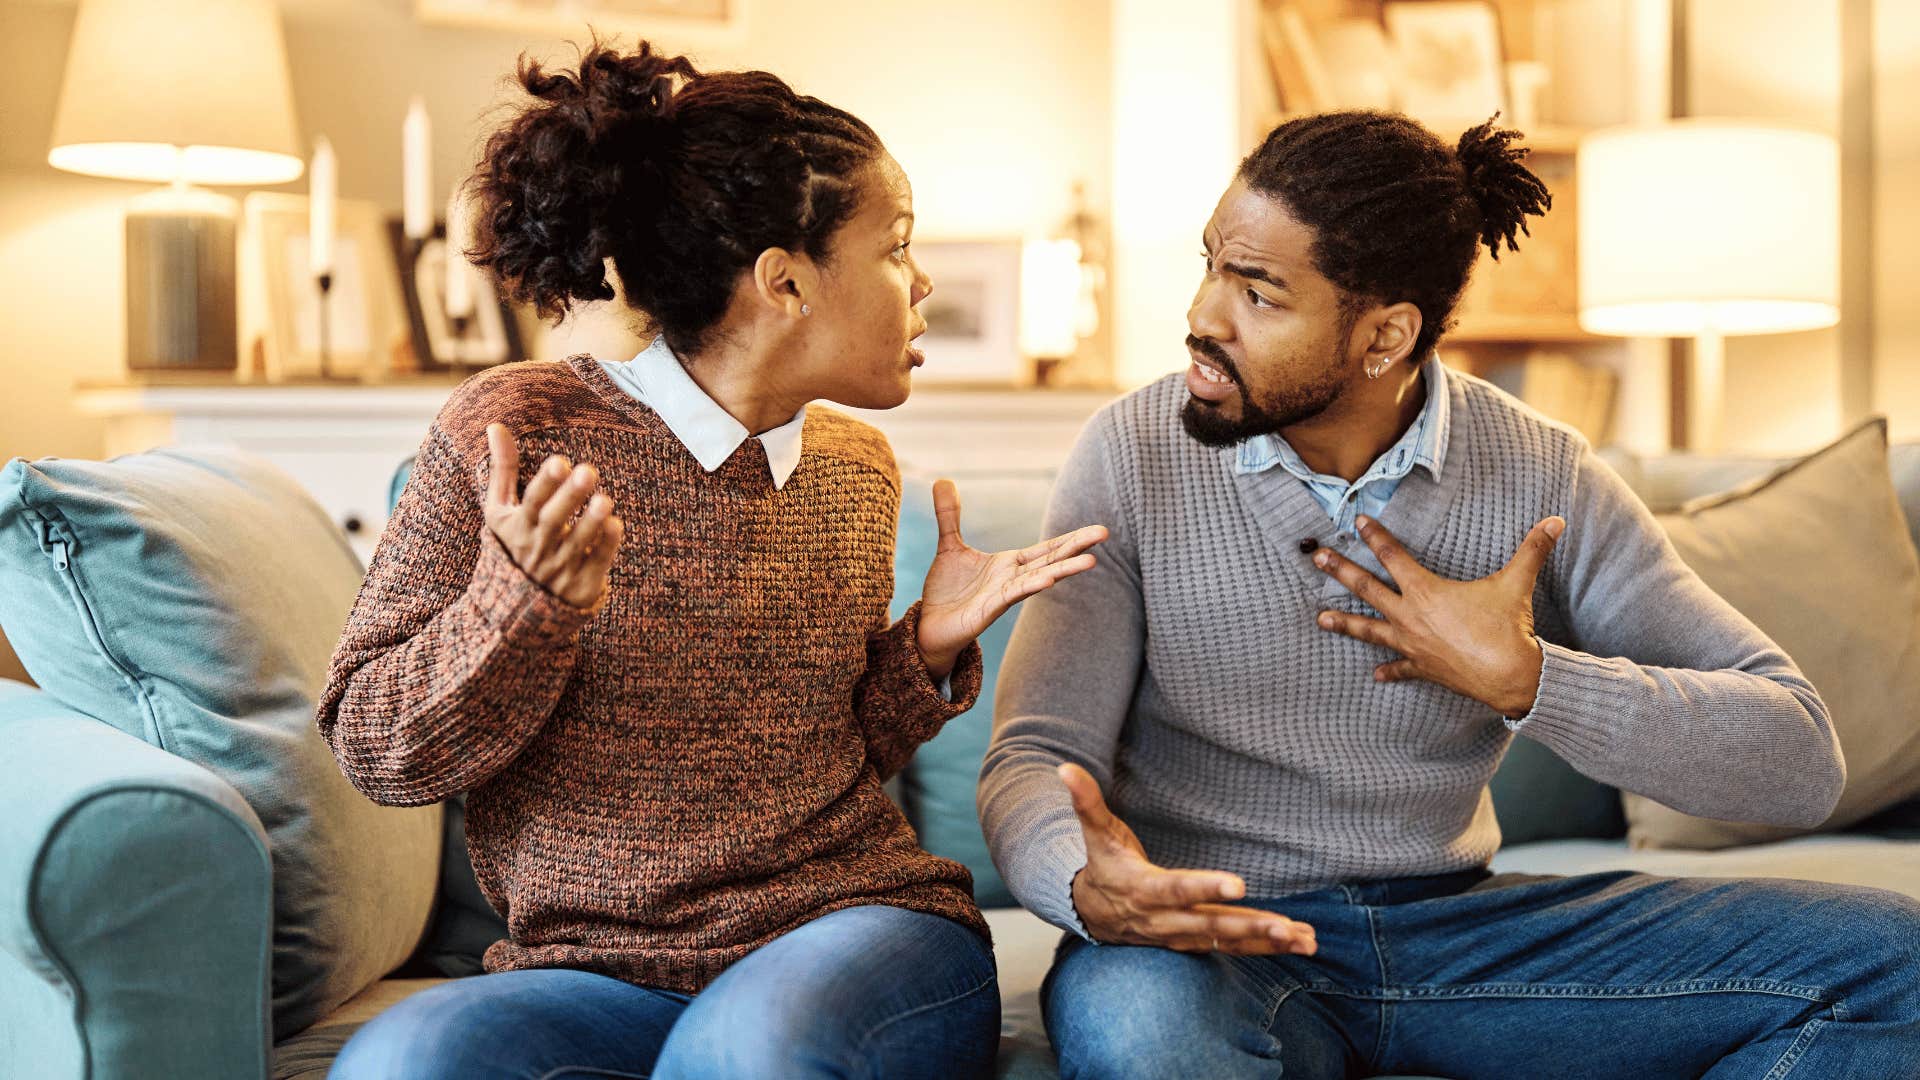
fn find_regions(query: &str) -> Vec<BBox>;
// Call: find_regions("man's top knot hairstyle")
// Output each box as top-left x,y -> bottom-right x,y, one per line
466,36 -> 883,357
1237,110 -> 1551,361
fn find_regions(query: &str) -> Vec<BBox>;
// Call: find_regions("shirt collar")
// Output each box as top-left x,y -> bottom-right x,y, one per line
597,336 -> 807,489
1234,352 -> 1451,484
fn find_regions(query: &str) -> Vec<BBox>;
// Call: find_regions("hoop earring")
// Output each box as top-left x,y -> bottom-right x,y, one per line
1366,361 -> 1387,380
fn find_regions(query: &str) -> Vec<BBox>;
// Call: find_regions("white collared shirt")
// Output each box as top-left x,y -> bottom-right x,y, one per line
597,335 -> 806,489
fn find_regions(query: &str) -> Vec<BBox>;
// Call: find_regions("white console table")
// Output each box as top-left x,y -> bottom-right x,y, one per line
74,380 -> 1118,567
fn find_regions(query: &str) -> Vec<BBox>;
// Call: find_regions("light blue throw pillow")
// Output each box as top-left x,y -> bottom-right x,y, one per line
892,470 -> 1059,909
0,448 -> 442,1039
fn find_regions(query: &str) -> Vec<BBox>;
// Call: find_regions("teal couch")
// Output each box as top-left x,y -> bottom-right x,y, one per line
5,442 -> 1919,1080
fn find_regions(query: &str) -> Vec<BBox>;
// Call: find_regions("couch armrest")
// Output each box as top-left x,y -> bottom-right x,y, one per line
0,679 -> 274,1080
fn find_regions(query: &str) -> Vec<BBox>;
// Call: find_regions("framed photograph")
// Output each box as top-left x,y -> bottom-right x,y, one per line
1383,1 -> 1507,133
388,220 -> 525,374
414,0 -> 749,45
241,192 -> 406,382
1261,6 -> 1399,114
910,240 -> 1024,385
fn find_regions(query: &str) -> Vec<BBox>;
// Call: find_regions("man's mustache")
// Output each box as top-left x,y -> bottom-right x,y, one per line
1185,335 -> 1241,384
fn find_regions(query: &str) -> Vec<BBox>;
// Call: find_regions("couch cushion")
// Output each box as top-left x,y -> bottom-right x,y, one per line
892,470 -> 1060,908
1622,420 -> 1920,849
0,447 -> 442,1039
1491,835 -> 1920,901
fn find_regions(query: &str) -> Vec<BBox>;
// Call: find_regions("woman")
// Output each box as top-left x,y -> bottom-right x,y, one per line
318,38 -> 1105,1080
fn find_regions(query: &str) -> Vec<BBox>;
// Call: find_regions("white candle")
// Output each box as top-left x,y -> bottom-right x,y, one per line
309,136 -> 336,279
402,96 -> 432,241
444,185 -> 475,319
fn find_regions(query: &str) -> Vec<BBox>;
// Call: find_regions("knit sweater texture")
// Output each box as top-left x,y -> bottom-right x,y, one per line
980,369 -> 1844,938
316,353 -> 989,992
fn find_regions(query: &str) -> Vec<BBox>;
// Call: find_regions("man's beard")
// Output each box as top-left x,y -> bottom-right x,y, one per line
1179,334 -> 1347,447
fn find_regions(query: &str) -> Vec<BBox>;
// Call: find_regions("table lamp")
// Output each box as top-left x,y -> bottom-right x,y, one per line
1578,120 -> 1839,451
48,0 -> 303,374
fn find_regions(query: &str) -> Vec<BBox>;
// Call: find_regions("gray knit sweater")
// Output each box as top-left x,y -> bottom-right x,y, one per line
979,369 -> 1844,938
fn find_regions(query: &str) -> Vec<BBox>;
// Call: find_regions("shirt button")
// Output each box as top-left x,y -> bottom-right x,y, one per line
1298,537 -> 1319,554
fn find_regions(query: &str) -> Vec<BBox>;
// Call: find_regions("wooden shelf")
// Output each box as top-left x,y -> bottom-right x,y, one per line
1448,314 -> 1600,344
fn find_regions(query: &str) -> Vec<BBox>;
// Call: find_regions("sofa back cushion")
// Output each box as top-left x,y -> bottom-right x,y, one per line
1623,420 -> 1920,848
0,448 -> 441,1039
890,471 -> 1058,908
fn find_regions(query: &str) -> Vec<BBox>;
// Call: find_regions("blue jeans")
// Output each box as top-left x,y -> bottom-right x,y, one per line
1043,868 -> 1920,1080
328,905 -> 999,1080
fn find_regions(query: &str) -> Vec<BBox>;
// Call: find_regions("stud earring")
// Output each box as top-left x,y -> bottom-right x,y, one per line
800,304 -> 812,316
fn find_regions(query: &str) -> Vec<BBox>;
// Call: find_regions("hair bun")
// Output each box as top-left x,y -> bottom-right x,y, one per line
1455,115 -> 1552,261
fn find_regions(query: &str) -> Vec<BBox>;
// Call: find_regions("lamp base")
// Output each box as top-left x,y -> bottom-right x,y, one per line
124,186 -> 238,372
1687,329 -> 1726,453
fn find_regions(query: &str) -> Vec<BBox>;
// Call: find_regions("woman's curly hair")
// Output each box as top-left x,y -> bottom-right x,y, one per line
1238,110 -> 1552,360
464,36 -> 882,357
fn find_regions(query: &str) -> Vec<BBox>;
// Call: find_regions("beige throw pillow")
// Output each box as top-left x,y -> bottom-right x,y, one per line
1623,419 -> 1920,849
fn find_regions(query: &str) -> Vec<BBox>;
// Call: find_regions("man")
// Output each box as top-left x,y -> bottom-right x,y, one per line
979,111 -> 1920,1079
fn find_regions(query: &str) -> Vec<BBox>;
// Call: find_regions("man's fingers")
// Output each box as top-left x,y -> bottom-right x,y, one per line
1503,516 -> 1566,591
1057,763 -> 1119,835
1374,658 -> 1423,683
1316,609 -> 1402,653
1354,514 -> 1427,588
1312,547 -> 1403,616
932,479 -> 964,552
1132,865 -> 1247,906
486,423 -> 520,507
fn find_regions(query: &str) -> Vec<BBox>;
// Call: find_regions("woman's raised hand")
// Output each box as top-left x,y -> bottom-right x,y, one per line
483,423 -> 624,612
915,479 -> 1108,678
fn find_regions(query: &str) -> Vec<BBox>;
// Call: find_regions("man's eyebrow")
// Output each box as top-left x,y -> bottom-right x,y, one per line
1220,260 -> 1291,293
891,211 -> 915,228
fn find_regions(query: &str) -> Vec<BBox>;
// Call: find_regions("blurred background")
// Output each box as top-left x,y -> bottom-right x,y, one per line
0,0 -> 1914,675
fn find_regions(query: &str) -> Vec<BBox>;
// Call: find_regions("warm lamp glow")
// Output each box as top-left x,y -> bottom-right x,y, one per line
1578,121 -> 1839,337
47,0 -> 302,187
1020,238 -> 1083,359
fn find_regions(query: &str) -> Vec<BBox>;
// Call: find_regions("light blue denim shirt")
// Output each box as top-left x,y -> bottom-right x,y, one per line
1233,353 -> 1451,536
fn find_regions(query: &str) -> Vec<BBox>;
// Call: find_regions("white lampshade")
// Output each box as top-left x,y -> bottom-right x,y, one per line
1019,238 -> 1084,359
48,0 -> 303,186
1578,120 -> 1839,338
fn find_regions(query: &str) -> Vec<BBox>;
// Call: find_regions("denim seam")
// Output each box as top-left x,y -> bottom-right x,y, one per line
1309,979 -> 1838,1003
1362,905 -> 1394,1067
1764,1001 -> 1841,1080
848,971 -> 998,1077
534,1067 -> 652,1080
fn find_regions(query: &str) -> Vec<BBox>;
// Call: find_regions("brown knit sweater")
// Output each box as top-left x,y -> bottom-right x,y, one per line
315,353 -> 989,992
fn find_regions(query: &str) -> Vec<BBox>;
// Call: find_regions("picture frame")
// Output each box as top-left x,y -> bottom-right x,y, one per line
1261,5 -> 1399,115
1382,1 -> 1508,134
388,219 -> 526,374
909,239 -> 1025,386
240,192 -> 406,382
414,0 -> 749,46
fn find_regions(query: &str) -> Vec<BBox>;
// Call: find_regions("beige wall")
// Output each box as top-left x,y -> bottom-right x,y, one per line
0,0 -> 1112,461
1875,0 -> 1920,441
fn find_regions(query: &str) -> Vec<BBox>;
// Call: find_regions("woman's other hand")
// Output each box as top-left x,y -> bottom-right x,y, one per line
915,479 -> 1107,679
483,423 -> 625,613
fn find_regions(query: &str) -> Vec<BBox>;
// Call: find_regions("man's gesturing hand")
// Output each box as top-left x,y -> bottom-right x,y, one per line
483,422 -> 624,613
1059,763 -> 1316,956
1313,513 -> 1564,718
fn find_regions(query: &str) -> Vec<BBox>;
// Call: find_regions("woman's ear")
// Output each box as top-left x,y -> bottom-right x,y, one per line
752,247 -> 815,320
